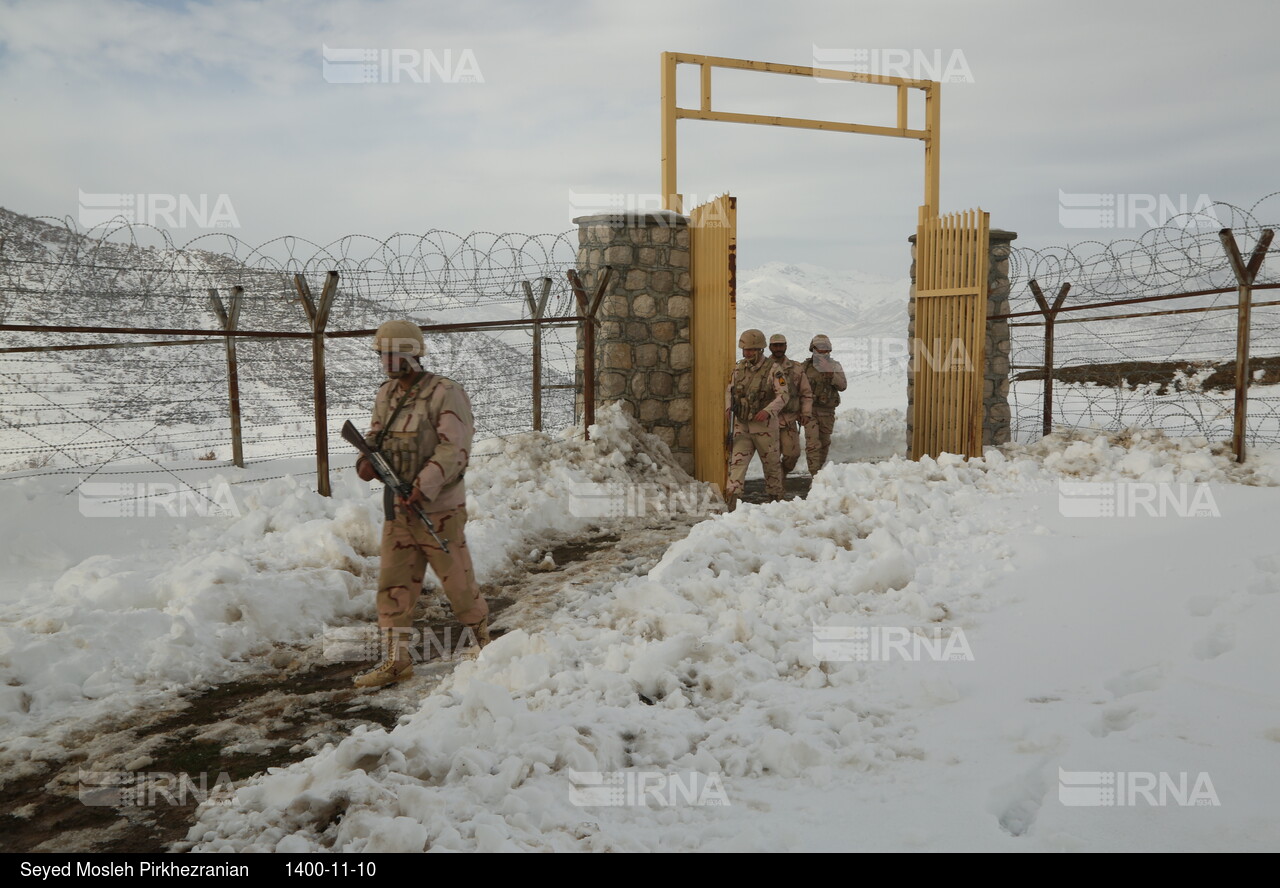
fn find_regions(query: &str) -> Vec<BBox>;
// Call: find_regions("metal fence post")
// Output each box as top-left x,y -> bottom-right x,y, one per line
1029,279 -> 1070,438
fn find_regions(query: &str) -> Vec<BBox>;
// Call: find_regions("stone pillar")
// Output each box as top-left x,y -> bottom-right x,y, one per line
984,231 -> 1016,447
906,228 -> 1017,455
574,211 -> 695,475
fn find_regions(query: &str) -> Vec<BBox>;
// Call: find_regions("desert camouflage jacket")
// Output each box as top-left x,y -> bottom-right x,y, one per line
367,372 -> 474,514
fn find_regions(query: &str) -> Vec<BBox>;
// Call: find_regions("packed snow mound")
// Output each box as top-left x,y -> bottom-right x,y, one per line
0,404 -> 711,771
467,402 -> 709,578
185,425 -> 1280,852
1004,427 -> 1280,486
183,449 -> 1040,852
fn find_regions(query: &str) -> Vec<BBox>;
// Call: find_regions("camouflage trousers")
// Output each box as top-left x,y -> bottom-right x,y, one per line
805,409 -> 838,474
778,413 -> 818,475
378,504 -> 488,631
726,416 -> 783,498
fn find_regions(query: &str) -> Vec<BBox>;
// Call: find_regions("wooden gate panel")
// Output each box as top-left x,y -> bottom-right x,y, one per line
912,207 -> 988,460
689,194 -> 736,491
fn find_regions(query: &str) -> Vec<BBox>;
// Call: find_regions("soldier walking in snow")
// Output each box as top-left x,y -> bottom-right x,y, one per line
724,329 -> 789,511
767,333 -> 816,477
352,320 -> 489,689
802,334 -> 847,474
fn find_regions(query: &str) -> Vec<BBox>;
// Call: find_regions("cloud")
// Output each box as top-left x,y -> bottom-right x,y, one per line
0,0 -> 1277,274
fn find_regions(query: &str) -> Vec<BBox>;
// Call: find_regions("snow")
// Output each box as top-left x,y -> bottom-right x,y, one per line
0,404 -> 713,773
164,407 -> 1275,852
3,365 -> 1279,851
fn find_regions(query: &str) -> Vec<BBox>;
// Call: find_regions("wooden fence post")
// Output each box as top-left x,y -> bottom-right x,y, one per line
567,267 -> 613,441
1029,279 -> 1071,438
1220,227 -> 1274,462
294,271 -> 339,495
207,285 -> 245,467
522,277 -> 552,431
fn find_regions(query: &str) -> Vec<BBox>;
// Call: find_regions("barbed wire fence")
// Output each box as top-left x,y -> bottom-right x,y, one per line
0,213 -> 592,501
997,194 -> 1280,455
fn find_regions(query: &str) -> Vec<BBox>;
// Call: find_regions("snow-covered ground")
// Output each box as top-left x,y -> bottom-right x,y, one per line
0,407 -> 711,776
4,385 -> 1280,852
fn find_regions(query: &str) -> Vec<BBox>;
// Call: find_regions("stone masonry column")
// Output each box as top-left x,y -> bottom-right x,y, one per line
906,228 -> 1017,455
574,211 -> 695,475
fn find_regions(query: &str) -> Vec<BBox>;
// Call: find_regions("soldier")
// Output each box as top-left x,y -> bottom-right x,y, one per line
352,320 -> 489,689
767,333 -> 815,476
724,328 -> 788,511
802,333 -> 848,474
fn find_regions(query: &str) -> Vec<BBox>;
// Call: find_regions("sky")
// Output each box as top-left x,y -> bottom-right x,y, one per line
1,0 -> 1277,276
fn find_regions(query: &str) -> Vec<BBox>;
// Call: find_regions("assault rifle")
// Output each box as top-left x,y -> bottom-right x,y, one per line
341,420 -> 450,553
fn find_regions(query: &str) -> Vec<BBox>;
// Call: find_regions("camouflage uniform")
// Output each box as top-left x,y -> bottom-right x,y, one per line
367,372 -> 488,634
803,351 -> 847,473
772,354 -> 815,475
724,355 -> 789,499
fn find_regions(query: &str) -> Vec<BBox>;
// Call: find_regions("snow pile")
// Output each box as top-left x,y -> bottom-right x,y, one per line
1007,428 -> 1280,486
184,426 -> 1280,852
0,470 -> 376,770
824,406 -> 906,463
183,449 -> 1036,852
0,404 -> 710,771
465,403 -> 711,579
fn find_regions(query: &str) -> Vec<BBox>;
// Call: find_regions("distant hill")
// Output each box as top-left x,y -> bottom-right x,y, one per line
0,209 -> 573,471
736,262 -> 910,349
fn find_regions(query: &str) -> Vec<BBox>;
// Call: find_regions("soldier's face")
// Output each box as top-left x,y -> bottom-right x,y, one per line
381,351 -> 415,378
769,343 -> 787,360
742,347 -> 762,361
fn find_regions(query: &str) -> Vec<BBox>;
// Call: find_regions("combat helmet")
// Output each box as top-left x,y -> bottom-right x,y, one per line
372,320 -> 425,356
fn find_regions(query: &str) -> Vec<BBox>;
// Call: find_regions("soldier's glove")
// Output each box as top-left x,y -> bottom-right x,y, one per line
355,456 -> 377,482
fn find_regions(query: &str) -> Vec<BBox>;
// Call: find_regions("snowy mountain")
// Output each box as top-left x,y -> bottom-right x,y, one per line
735,262 -> 911,348
0,208 -> 575,471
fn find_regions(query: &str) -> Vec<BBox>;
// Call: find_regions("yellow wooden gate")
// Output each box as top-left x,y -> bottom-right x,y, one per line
911,206 -> 989,460
689,194 -> 737,492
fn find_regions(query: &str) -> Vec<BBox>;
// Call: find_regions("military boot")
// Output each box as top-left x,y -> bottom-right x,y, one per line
353,628 -> 414,689
459,617 -> 491,660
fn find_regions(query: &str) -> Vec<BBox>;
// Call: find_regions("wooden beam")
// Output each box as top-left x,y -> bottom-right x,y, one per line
674,107 -> 926,140
664,51 -> 934,89
661,52 -> 680,213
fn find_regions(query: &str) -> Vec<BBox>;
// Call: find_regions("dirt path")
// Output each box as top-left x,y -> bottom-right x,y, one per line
0,513 -> 710,853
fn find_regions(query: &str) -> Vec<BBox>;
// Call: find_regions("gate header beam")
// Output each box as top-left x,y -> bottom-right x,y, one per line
661,52 -> 940,215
